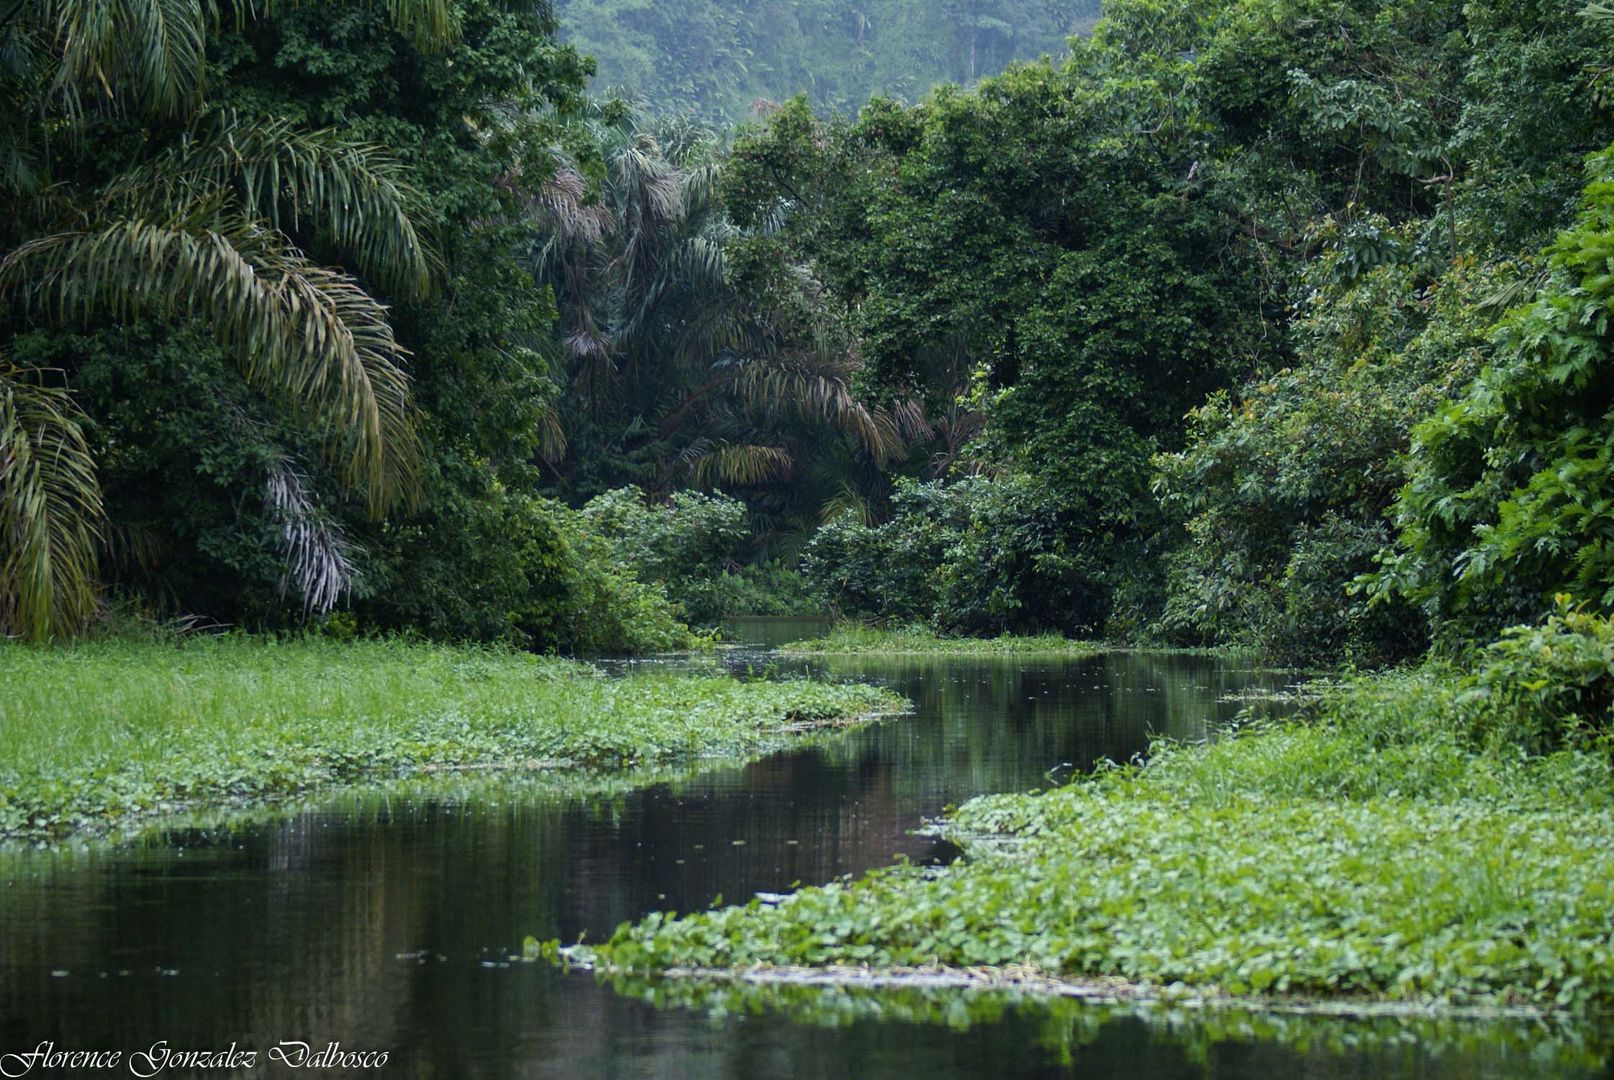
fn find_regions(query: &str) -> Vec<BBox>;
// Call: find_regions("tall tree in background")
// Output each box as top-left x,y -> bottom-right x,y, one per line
527,101 -> 917,551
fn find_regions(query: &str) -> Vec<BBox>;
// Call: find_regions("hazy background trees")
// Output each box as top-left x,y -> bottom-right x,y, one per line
555,0 -> 1102,121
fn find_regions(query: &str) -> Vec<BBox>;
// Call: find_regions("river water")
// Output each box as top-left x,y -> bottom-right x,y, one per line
0,619 -> 1605,1077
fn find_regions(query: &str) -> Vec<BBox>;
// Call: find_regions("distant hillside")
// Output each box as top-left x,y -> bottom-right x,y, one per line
556,0 -> 1102,121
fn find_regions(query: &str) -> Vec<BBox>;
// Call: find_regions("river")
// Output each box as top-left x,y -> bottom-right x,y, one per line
0,619 -> 1603,1077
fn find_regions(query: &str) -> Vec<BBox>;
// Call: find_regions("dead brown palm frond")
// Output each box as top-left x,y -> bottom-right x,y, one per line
0,365 -> 103,641
104,115 -> 438,299
0,219 -> 421,515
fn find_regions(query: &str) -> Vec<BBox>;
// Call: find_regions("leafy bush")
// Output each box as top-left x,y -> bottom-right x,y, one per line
803,476 -> 1103,636
578,487 -> 812,623
801,500 -> 945,627
1153,237 -> 1499,665
1464,599 -> 1614,755
355,482 -> 690,656
1378,148 -> 1614,640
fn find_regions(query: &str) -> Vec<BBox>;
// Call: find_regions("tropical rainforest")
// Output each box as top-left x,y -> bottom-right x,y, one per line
13,0 -> 1614,1049
2,0 -> 1614,685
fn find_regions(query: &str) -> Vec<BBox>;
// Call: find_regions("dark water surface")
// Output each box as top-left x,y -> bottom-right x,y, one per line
1,624 -> 1606,1078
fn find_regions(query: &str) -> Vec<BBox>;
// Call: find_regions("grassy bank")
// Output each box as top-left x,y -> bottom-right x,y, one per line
0,638 -> 902,842
582,663 -> 1614,1012
780,624 -> 1099,656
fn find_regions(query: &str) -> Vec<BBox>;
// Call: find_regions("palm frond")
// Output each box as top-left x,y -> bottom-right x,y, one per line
536,401 -> 567,462
105,115 -> 437,298
818,482 -> 875,527
0,219 -> 421,514
49,0 -> 207,117
718,352 -> 902,464
679,439 -> 794,486
264,458 -> 358,614
0,365 -> 103,641
230,0 -> 461,52
38,0 -> 461,120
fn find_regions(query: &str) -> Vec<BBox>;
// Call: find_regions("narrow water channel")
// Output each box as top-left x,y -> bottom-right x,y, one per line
0,622 -> 1604,1077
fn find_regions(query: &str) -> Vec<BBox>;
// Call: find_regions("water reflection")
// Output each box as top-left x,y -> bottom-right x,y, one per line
0,631 -> 1602,1078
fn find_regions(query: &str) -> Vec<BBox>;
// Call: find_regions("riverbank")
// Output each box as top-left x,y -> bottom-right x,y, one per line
779,624 -> 1100,656
0,638 -> 902,843
581,664 -> 1614,1012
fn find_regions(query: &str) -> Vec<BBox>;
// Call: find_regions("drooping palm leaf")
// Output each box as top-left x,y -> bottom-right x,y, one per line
718,351 -> 901,465
49,0 -> 207,117
679,438 -> 794,487
0,365 -> 103,641
0,219 -> 421,514
264,458 -> 358,613
105,115 -> 438,299
38,0 -> 461,118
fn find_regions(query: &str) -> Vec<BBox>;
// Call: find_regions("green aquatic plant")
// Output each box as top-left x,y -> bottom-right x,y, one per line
0,637 -> 903,842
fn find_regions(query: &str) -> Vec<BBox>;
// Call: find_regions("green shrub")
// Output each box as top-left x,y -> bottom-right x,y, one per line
579,487 -> 813,624
1378,147 -> 1614,641
1464,599 -> 1614,755
803,476 -> 1103,636
1153,239 -> 1497,665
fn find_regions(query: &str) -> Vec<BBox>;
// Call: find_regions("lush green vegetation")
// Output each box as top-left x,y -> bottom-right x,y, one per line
0,637 -> 900,841
580,487 -> 815,624
14,0 -> 1614,662
556,1 -> 1100,121
779,624 -> 1095,655
583,605 -> 1614,1010
8,0 -> 1614,1039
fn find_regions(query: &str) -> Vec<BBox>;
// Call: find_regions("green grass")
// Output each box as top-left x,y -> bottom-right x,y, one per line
779,623 -> 1099,656
0,637 -> 903,842
583,665 -> 1614,1012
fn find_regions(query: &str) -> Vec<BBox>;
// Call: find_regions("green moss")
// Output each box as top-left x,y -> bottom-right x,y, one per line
0,637 -> 903,842
584,666 -> 1614,1011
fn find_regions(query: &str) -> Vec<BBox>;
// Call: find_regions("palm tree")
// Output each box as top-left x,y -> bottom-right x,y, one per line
0,0 -> 458,640
524,102 -> 917,534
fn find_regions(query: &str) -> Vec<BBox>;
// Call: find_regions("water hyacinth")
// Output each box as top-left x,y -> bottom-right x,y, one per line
0,637 -> 903,842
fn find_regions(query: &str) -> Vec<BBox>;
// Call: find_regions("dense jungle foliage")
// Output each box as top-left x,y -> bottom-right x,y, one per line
7,0 -> 1614,694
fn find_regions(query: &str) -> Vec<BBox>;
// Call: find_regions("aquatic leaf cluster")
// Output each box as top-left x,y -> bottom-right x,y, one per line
0,637 -> 901,842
